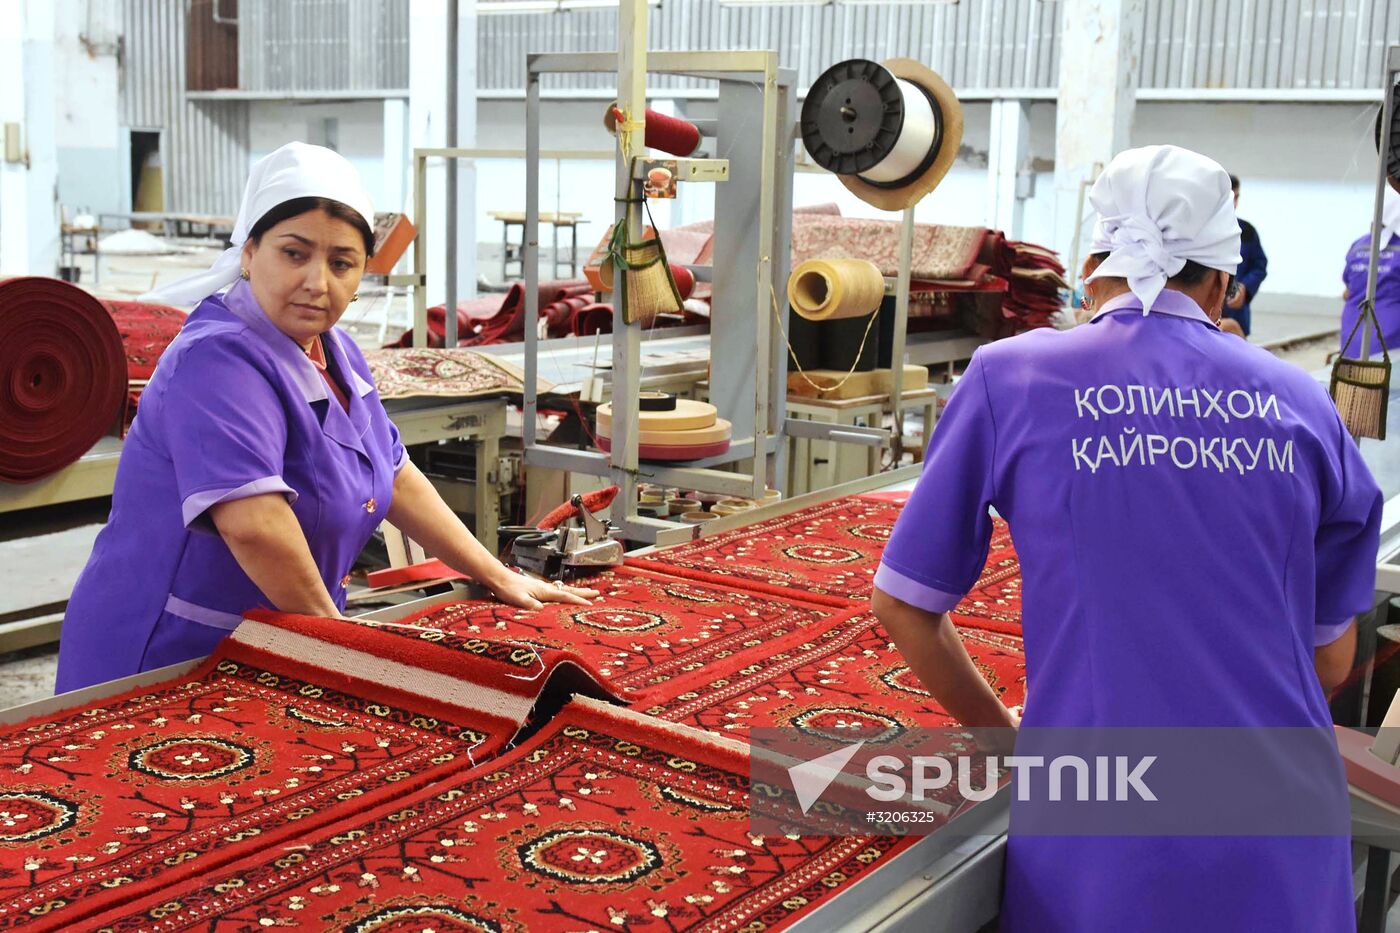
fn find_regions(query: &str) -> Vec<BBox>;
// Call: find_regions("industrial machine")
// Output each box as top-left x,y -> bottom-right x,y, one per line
500,490 -> 625,581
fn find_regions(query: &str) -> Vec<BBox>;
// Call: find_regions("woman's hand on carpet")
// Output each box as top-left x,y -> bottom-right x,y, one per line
488,568 -> 598,611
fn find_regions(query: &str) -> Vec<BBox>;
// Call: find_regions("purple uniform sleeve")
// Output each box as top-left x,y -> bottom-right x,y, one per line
1314,411 -> 1382,645
876,353 -> 998,613
162,339 -> 297,530
390,417 -> 409,473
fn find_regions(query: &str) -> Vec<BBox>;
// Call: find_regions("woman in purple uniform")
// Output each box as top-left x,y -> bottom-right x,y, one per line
1341,184 -> 1400,358
57,143 -> 595,693
875,145 -> 1378,932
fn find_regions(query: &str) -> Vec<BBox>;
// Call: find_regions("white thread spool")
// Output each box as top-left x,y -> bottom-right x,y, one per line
857,78 -> 939,185
800,59 -> 944,191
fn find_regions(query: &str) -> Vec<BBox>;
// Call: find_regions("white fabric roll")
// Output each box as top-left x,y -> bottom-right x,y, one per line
141,142 -> 375,306
1086,144 -> 1242,314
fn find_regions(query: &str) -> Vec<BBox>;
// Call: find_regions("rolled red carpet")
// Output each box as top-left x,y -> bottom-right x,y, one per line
0,277 -> 126,483
102,299 -> 186,381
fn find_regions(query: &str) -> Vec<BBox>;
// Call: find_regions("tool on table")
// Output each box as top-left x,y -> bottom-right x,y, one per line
500,486 -> 624,581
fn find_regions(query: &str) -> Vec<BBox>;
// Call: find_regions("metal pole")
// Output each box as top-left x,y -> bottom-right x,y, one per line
1363,62 -> 1398,362
890,206 -> 915,464
444,0 -> 460,349
751,61 -> 778,500
611,0 -> 648,527
524,70 -> 541,449
412,150 -> 428,349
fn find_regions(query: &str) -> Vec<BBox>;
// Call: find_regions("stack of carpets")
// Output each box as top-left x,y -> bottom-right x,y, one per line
0,493 -> 1028,931
0,610 -> 614,932
81,699 -> 912,932
389,279 -> 593,348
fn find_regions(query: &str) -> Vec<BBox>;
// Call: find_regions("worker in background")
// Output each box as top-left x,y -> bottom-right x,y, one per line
55,143 -> 596,694
1222,173 -> 1267,337
873,145 -> 1378,932
1341,183 -> 1400,358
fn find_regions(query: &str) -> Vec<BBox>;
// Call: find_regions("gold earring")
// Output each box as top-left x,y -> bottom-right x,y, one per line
240,268 -> 250,281
349,292 -> 359,303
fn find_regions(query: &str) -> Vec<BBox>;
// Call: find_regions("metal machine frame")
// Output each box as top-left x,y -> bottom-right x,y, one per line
519,32 -> 800,543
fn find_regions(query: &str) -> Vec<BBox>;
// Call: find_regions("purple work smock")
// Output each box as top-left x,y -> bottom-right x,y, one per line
878,289 -> 1381,932
1340,234 -> 1400,358
55,280 -> 407,694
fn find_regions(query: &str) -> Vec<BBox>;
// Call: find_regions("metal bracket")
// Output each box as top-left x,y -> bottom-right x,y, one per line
783,418 -> 890,447
632,158 -> 730,183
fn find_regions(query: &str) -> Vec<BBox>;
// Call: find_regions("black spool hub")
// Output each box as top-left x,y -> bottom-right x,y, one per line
1375,81 -> 1400,183
800,58 -> 944,189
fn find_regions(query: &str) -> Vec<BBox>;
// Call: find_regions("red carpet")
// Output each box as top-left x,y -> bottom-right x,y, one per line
88,698 -> 911,933
949,518 -> 1023,637
102,299 -> 187,433
628,497 -> 904,607
103,299 -> 186,382
646,612 -> 1026,739
1,495 -> 1027,931
354,566 -> 853,705
0,614 -> 615,932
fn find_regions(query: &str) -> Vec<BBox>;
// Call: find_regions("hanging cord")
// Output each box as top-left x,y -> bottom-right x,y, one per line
763,257 -> 880,394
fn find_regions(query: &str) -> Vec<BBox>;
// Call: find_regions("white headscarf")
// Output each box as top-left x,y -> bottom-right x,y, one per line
1379,184 -> 1400,250
1086,144 -> 1242,314
141,142 -> 375,306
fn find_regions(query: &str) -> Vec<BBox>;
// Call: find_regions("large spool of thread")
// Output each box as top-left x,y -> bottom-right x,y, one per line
0,277 -> 127,483
787,258 -> 885,322
596,399 -> 717,434
604,104 -> 702,158
800,58 -> 963,213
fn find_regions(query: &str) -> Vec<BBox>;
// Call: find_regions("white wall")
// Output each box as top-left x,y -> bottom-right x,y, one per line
470,97 -> 1383,299
248,100 -> 393,210
473,100 -> 617,276
1131,101 -> 1381,299
219,92 -> 1388,300
0,2 -> 59,276
52,0 -> 122,218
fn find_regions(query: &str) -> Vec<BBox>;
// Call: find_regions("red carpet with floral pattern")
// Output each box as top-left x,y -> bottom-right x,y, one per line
631,497 -> 1024,640
948,518 -> 1023,637
644,613 -> 1026,739
628,497 -> 906,606
102,300 -> 186,433
2,493 -> 1028,932
352,566 -> 853,705
0,615 -> 614,932
88,698 -> 910,933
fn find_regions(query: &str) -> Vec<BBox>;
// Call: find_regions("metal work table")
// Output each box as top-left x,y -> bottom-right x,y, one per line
490,209 -> 584,280
0,437 -> 123,515
0,399 -> 510,552
786,388 -> 940,497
